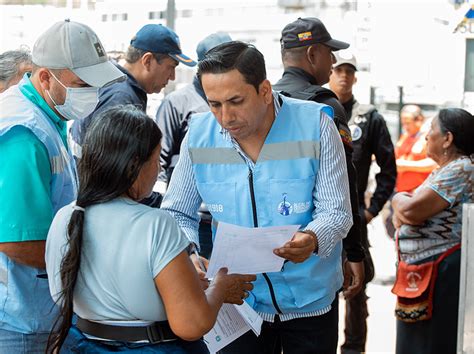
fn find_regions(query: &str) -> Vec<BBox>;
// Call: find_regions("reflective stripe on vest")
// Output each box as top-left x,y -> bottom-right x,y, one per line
187,95 -> 343,315
189,140 -> 320,165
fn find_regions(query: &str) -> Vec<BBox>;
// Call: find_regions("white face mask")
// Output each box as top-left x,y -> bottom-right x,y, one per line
46,71 -> 99,121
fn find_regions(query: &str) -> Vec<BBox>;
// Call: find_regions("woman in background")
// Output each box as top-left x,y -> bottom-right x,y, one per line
45,105 -> 255,353
392,108 -> 473,354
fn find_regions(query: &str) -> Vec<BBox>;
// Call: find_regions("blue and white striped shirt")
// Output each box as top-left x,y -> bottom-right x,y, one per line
162,92 -> 352,322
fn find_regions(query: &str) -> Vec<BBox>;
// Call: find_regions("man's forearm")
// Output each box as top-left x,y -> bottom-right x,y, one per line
0,241 -> 46,268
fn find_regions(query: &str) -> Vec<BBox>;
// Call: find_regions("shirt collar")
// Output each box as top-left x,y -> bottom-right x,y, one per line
19,73 -> 67,147
118,64 -> 146,94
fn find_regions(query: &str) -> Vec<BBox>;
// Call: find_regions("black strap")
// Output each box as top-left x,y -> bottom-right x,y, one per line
76,317 -> 178,344
278,87 -> 342,129
280,85 -> 338,102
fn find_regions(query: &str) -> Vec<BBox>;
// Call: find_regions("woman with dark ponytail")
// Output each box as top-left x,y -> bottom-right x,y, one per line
45,105 -> 255,353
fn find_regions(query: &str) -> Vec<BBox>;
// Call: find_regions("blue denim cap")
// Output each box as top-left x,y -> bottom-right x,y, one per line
130,24 -> 196,67
196,32 -> 232,61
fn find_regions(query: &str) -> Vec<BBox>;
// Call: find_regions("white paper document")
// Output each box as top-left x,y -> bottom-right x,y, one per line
235,301 -> 263,336
206,222 -> 300,278
204,302 -> 263,353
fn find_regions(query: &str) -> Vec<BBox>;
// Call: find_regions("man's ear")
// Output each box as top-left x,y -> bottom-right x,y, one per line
306,45 -> 316,66
141,52 -> 154,70
37,68 -> 52,91
259,79 -> 273,104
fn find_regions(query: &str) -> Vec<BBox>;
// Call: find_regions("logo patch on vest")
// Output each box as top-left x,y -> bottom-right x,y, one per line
277,194 -> 311,216
278,193 -> 293,216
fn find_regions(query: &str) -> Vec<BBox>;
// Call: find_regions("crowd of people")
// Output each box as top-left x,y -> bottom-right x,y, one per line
0,15 -> 472,354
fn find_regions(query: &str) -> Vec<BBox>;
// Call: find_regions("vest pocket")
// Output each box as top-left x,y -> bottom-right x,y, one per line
269,177 -> 315,225
196,181 -> 237,225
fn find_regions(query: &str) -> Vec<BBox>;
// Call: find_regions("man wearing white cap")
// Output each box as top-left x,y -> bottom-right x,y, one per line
329,51 -> 396,354
0,19 -> 124,352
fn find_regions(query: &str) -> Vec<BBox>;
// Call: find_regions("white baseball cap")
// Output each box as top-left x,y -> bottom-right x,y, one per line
32,19 -> 125,87
333,50 -> 358,71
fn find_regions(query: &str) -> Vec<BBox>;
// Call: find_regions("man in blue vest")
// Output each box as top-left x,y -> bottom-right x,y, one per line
162,41 -> 353,353
0,20 -> 124,352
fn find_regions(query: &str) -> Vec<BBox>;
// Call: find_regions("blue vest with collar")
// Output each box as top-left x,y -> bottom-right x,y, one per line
0,79 -> 77,333
187,95 -> 343,315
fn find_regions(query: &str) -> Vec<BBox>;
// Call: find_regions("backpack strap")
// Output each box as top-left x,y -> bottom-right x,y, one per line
279,85 -> 338,102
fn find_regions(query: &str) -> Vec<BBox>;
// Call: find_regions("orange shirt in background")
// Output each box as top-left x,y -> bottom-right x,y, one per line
395,131 -> 436,192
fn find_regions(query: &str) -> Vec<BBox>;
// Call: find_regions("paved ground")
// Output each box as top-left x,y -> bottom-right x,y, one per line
338,215 -> 398,354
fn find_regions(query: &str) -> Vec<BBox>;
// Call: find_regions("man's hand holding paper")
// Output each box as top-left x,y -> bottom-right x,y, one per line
273,230 -> 318,263
205,222 -> 301,278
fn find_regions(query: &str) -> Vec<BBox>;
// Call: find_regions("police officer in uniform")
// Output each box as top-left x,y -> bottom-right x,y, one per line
329,51 -> 396,354
273,17 -> 366,300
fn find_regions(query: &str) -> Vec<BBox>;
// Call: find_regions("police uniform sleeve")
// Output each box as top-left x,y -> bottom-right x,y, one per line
367,112 -> 397,217
0,126 -> 53,242
321,97 -> 365,262
156,97 -> 181,183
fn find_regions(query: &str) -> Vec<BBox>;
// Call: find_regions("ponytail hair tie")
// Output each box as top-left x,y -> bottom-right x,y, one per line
73,205 -> 85,212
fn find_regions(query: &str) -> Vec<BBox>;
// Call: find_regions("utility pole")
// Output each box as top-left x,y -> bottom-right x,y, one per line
164,0 -> 176,95
166,0 -> 175,30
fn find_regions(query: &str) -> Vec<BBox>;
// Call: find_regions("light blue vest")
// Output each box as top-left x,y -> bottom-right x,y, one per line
0,79 -> 77,333
188,95 -> 343,315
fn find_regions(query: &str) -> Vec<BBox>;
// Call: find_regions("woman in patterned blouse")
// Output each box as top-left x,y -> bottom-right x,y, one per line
392,108 -> 473,354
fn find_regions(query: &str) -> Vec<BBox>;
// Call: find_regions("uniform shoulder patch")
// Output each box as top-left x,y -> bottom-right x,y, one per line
339,127 -> 353,147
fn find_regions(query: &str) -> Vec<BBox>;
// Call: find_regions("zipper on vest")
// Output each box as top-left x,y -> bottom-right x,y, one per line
248,169 -> 283,314
248,169 -> 258,227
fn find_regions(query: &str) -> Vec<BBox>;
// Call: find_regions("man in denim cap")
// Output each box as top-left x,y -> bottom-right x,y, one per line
70,23 -> 195,207
70,24 -> 195,157
156,32 -> 232,258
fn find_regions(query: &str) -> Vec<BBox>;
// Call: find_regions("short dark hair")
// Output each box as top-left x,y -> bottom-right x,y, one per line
437,108 -> 474,156
124,45 -> 169,64
197,41 -> 266,93
281,46 -> 307,64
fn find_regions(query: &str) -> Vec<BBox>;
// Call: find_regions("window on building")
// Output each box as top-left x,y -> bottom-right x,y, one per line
149,10 -> 166,20
112,13 -> 118,21
179,9 -> 192,17
101,14 -> 107,21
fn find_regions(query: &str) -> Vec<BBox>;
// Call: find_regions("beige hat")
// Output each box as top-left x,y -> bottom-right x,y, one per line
32,19 -> 125,87
333,50 -> 358,71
